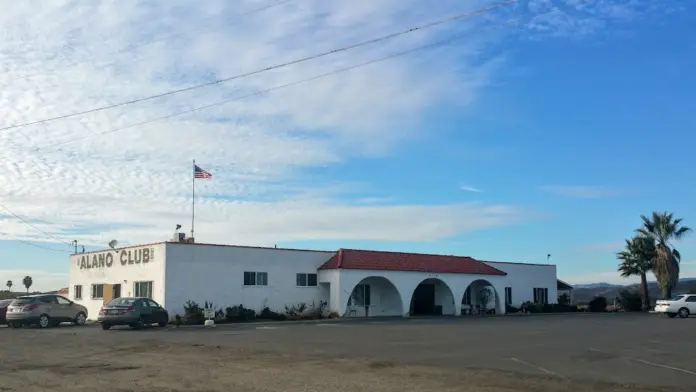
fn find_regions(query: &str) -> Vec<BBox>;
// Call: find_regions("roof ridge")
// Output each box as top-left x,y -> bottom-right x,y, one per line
341,248 -> 474,259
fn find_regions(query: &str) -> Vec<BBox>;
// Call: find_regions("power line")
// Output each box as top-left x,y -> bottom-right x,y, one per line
32,18 -> 518,152
0,232 -> 71,253
12,0 -> 294,83
0,202 -> 72,245
0,0 -> 518,133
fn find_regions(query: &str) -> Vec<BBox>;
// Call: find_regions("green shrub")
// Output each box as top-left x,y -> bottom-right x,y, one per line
284,303 -> 307,319
183,300 -> 205,325
225,304 -> 256,322
505,304 -> 520,313
258,307 -> 286,321
558,293 -> 570,306
589,296 -> 607,312
617,289 -> 642,311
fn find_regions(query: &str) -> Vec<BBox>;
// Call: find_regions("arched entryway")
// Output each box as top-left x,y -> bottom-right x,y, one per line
461,279 -> 501,315
409,278 -> 456,316
345,276 -> 403,317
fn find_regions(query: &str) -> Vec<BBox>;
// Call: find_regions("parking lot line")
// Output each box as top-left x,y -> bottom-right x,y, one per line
588,348 -> 696,376
509,357 -> 562,377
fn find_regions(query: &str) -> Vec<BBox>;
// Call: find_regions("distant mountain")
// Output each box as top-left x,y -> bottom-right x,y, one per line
573,282 -> 623,289
571,278 -> 696,305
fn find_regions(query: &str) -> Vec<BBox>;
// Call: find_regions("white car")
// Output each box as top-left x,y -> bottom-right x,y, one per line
654,294 -> 696,318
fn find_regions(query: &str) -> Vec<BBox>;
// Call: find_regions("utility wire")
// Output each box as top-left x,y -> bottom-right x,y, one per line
0,232 -> 71,253
0,0 -> 517,133
12,0 -> 294,83
32,19 -> 519,152
0,202 -> 73,245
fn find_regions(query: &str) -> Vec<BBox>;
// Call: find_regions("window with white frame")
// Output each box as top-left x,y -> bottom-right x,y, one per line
504,287 -> 512,305
91,284 -> 104,299
73,285 -> 83,300
243,271 -> 268,286
296,273 -> 318,287
134,281 -> 154,299
533,287 -> 548,304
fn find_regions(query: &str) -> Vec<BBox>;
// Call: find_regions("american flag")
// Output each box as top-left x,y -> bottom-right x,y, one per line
194,164 -> 212,179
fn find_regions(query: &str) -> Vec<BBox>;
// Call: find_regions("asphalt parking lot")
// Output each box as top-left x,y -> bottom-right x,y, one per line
1,313 -> 695,391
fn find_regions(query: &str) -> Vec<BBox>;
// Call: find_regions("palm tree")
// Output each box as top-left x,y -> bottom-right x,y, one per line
22,276 -> 32,293
617,236 -> 655,310
636,211 -> 692,299
6,280 -> 12,292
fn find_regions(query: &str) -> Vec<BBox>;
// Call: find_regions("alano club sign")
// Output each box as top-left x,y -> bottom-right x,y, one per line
77,247 -> 155,270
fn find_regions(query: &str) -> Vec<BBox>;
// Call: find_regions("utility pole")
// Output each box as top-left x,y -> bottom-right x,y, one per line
71,240 -> 78,254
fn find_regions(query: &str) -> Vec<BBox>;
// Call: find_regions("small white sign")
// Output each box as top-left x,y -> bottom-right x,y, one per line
204,309 -> 215,319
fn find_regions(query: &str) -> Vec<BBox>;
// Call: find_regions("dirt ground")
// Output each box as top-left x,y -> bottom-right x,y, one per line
1,314 -> 694,392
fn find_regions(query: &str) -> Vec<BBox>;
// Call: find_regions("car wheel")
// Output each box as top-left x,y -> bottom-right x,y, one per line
101,323 -> 111,330
9,322 -> 21,328
158,321 -> 167,327
678,308 -> 690,318
74,312 -> 87,326
38,314 -> 51,329
667,313 -> 677,318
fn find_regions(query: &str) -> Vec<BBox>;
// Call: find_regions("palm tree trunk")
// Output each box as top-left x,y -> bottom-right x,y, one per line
640,273 -> 650,310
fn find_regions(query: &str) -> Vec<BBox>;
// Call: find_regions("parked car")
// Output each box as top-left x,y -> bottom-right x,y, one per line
5,294 -> 88,328
0,299 -> 13,324
98,297 -> 169,330
654,294 -> 696,318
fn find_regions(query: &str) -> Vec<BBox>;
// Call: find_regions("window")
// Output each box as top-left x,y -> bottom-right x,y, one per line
685,296 -> 696,303
56,296 -> 71,305
39,296 -> 56,304
504,287 -> 512,306
73,285 -> 82,300
134,281 -> 153,299
533,287 -> 548,304
243,271 -> 268,286
147,299 -> 161,308
91,284 -> 104,299
350,284 -> 371,306
296,273 -> 318,287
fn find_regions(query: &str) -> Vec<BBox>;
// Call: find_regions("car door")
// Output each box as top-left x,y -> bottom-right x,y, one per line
38,296 -> 60,319
136,299 -> 154,323
55,295 -> 76,321
685,295 -> 696,313
147,299 -> 167,323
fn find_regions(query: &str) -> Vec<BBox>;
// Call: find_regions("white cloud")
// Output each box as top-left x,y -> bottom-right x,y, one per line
538,185 -> 638,198
0,0 -> 664,262
460,186 -> 483,193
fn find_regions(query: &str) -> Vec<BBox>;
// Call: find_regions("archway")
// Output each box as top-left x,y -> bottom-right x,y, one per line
345,276 -> 403,317
461,279 -> 500,315
409,278 -> 456,316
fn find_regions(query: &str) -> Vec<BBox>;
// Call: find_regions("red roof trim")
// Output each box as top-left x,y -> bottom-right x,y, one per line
318,248 -> 506,276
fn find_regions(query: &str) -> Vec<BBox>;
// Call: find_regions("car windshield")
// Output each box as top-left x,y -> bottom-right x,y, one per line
11,297 -> 36,306
108,298 -> 137,306
670,295 -> 685,301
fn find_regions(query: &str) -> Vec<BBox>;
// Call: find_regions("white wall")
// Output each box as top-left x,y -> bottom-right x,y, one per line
163,243 -> 335,317
483,262 -> 558,306
67,243 -> 166,320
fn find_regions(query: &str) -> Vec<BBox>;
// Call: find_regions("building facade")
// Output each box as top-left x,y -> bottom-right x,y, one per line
67,241 -> 559,320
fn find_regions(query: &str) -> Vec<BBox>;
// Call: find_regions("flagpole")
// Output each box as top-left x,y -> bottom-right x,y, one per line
191,159 -> 195,240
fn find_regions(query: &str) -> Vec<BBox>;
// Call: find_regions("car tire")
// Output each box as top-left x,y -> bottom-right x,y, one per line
74,312 -> 87,326
158,321 -> 167,327
678,308 -> 690,318
38,314 -> 51,329
667,313 -> 677,318
101,323 -> 111,330
9,322 -> 21,328
131,317 -> 145,330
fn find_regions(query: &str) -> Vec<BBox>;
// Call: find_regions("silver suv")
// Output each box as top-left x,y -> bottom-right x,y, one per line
6,294 -> 88,329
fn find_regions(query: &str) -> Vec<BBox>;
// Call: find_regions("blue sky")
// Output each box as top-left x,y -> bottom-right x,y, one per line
0,0 -> 694,291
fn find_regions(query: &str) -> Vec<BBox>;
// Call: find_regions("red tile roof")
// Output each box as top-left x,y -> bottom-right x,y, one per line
319,249 -> 506,276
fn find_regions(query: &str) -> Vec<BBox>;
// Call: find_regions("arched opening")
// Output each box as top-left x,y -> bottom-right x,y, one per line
345,276 -> 403,317
409,278 -> 455,316
461,279 -> 500,315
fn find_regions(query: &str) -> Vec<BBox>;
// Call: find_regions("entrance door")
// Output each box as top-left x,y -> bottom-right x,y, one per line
412,284 -> 436,315
112,284 -> 122,299
102,284 -> 113,305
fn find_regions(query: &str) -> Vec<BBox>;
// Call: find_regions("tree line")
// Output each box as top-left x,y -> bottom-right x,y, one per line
3,276 -> 33,293
616,211 -> 692,310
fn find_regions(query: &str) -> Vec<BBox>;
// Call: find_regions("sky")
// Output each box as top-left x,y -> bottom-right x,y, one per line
0,0 -> 694,291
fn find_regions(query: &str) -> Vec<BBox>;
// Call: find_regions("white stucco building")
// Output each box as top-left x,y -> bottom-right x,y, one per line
67,240 -> 559,320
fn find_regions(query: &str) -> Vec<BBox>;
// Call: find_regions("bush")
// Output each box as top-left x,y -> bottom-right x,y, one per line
258,307 -> 287,321
284,303 -> 308,320
225,304 -> 256,322
505,304 -> 520,313
328,310 -> 340,319
617,289 -> 642,311
558,293 -> 570,306
589,296 -> 607,312
183,300 -> 205,325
